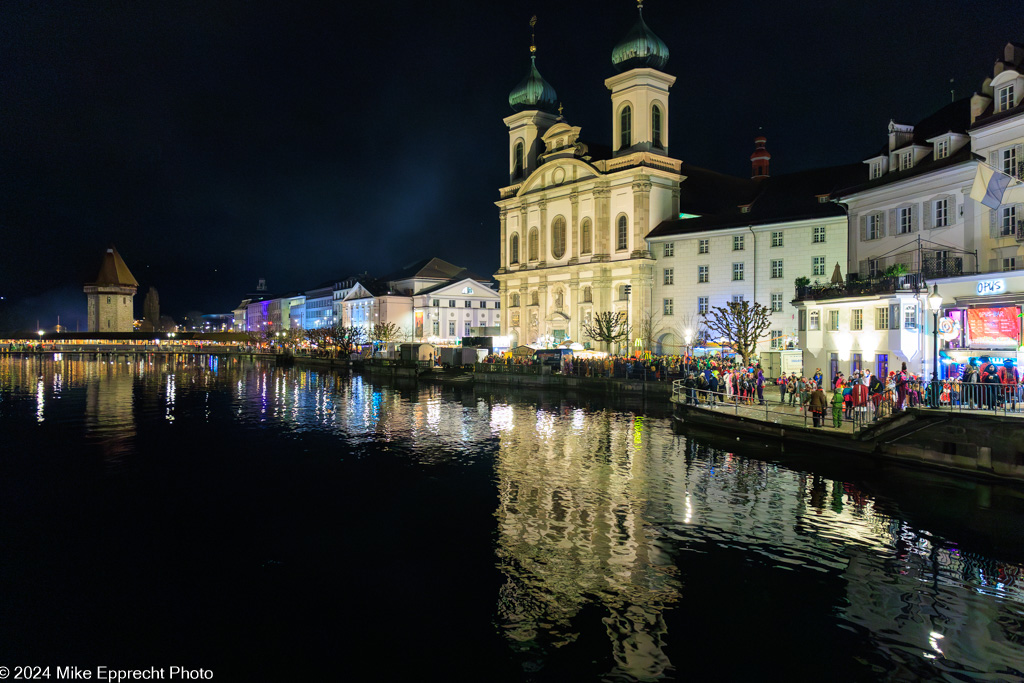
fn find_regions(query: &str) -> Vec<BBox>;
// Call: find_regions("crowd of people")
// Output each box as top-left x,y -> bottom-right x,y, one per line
480,350 -> 1022,425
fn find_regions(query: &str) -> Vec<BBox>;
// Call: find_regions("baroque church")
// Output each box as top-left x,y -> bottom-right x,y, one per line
494,4 -> 681,348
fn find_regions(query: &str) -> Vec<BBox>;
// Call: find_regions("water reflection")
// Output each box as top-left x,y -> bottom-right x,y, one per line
493,406 -> 679,679
1,355 -> 1022,680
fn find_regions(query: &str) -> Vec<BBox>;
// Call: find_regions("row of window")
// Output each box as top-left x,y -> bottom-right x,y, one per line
619,103 -> 664,149
508,288 -> 595,307
861,198 -> 953,240
429,299 -> 499,309
509,215 -> 630,264
676,256 -> 827,284
662,295 -> 766,316
432,321 -> 476,337
798,305 -> 921,332
657,228 -> 826,258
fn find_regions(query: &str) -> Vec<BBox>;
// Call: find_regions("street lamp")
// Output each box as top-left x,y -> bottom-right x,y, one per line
926,284 -> 943,407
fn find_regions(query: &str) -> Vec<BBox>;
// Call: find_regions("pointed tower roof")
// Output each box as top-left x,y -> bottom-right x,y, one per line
91,245 -> 138,287
508,16 -> 558,114
611,1 -> 669,72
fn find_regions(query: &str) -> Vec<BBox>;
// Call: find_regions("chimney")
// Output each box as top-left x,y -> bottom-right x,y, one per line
750,136 -> 770,178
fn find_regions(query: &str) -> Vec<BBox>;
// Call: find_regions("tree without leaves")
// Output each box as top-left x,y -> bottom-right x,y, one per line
676,311 -> 709,355
330,323 -> 365,353
369,321 -> 401,344
636,309 -> 662,352
581,311 -> 631,351
702,300 -> 772,367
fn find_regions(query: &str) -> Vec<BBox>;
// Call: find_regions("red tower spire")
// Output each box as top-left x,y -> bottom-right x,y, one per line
750,135 -> 771,179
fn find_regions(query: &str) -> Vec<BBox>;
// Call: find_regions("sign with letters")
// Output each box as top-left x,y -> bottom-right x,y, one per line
967,306 -> 1020,348
976,279 -> 1006,296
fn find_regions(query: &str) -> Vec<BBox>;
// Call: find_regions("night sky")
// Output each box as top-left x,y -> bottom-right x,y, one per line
2,0 -> 1021,331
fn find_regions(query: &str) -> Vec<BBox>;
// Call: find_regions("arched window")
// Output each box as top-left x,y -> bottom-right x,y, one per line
530,291 -> 539,306
551,216 -> 566,259
620,105 -> 632,148
513,141 -> 524,179
510,234 -> 520,264
652,105 -> 663,149
583,286 -> 592,303
580,218 -> 592,254
528,228 -> 539,261
617,215 -> 628,251
511,293 -> 520,307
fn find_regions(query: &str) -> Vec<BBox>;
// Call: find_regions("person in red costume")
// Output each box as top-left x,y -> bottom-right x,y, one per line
998,360 -> 1020,411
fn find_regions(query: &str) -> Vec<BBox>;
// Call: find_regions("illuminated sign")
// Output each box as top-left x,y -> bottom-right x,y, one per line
976,279 -> 1006,296
967,306 -> 1021,348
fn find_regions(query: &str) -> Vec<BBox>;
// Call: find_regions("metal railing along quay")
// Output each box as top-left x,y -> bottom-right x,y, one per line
671,380 -> 1024,434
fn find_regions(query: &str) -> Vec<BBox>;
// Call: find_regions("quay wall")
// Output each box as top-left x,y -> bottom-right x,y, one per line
470,369 -> 673,398
673,402 -> 1024,484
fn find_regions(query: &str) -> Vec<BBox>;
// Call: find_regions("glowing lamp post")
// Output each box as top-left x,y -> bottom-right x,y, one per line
926,284 -> 943,406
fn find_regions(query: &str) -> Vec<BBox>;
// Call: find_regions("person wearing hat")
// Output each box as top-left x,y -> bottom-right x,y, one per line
982,362 -> 1001,410
998,359 -> 1020,411
807,382 -> 827,427
831,381 -> 845,428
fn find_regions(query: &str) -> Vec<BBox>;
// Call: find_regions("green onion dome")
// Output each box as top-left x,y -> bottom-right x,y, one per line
611,8 -> 669,72
509,56 -> 558,113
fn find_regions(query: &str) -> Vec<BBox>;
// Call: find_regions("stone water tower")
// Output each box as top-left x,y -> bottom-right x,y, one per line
84,245 -> 138,333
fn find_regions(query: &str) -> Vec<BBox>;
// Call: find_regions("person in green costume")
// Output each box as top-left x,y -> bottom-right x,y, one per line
831,383 -> 845,428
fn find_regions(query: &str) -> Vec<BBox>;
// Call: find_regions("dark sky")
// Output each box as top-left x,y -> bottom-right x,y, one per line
2,0 -> 1021,331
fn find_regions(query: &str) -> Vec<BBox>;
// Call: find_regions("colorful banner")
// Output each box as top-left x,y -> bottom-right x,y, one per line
967,306 -> 1020,348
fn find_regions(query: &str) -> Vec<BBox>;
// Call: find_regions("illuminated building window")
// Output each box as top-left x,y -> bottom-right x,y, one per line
620,104 -> 632,148
551,216 -> 566,259
652,105 -> 662,148
580,218 -> 592,254
617,215 -> 628,251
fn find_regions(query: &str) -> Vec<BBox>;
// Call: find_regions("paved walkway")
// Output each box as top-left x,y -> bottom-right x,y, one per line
674,393 -> 1024,435
677,397 -> 862,434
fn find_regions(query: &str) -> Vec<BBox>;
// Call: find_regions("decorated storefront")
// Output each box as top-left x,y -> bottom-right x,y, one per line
933,274 -> 1024,379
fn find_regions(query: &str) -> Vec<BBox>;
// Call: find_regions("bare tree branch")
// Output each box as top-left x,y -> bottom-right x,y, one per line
702,301 -> 772,366
581,311 -> 631,350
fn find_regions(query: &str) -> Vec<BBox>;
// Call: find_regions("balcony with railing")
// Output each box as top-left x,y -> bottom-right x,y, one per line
795,273 -> 926,302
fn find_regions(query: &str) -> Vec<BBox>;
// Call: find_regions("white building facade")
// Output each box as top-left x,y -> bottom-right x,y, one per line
494,7 -> 682,350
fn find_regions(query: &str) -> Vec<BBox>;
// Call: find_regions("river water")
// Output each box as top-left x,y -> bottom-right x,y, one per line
0,355 -> 1022,682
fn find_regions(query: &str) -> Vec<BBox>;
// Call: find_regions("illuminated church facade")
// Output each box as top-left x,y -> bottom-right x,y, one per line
493,7 -> 683,349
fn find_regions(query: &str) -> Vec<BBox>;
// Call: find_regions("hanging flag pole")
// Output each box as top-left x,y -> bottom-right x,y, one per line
970,162 -> 1022,209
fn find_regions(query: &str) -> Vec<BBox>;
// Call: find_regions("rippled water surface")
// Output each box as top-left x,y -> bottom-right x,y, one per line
1,355 -> 1023,682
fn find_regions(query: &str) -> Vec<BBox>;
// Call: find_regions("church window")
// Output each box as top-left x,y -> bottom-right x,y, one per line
510,234 -> 519,264
583,286 -> 592,303
528,229 -> 539,261
620,105 -> 632,148
531,291 -> 539,306
551,216 -> 566,259
580,218 -> 592,254
511,293 -> 520,307
513,141 -> 525,179
617,215 -> 628,251
652,105 -> 663,148
107,297 -> 111,304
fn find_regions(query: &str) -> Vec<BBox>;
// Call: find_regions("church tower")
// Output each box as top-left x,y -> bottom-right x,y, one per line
84,245 -> 138,333
504,16 -> 560,185
605,1 -> 675,156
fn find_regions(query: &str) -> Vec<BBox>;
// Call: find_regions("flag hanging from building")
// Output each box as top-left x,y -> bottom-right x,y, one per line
970,164 -> 1013,209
